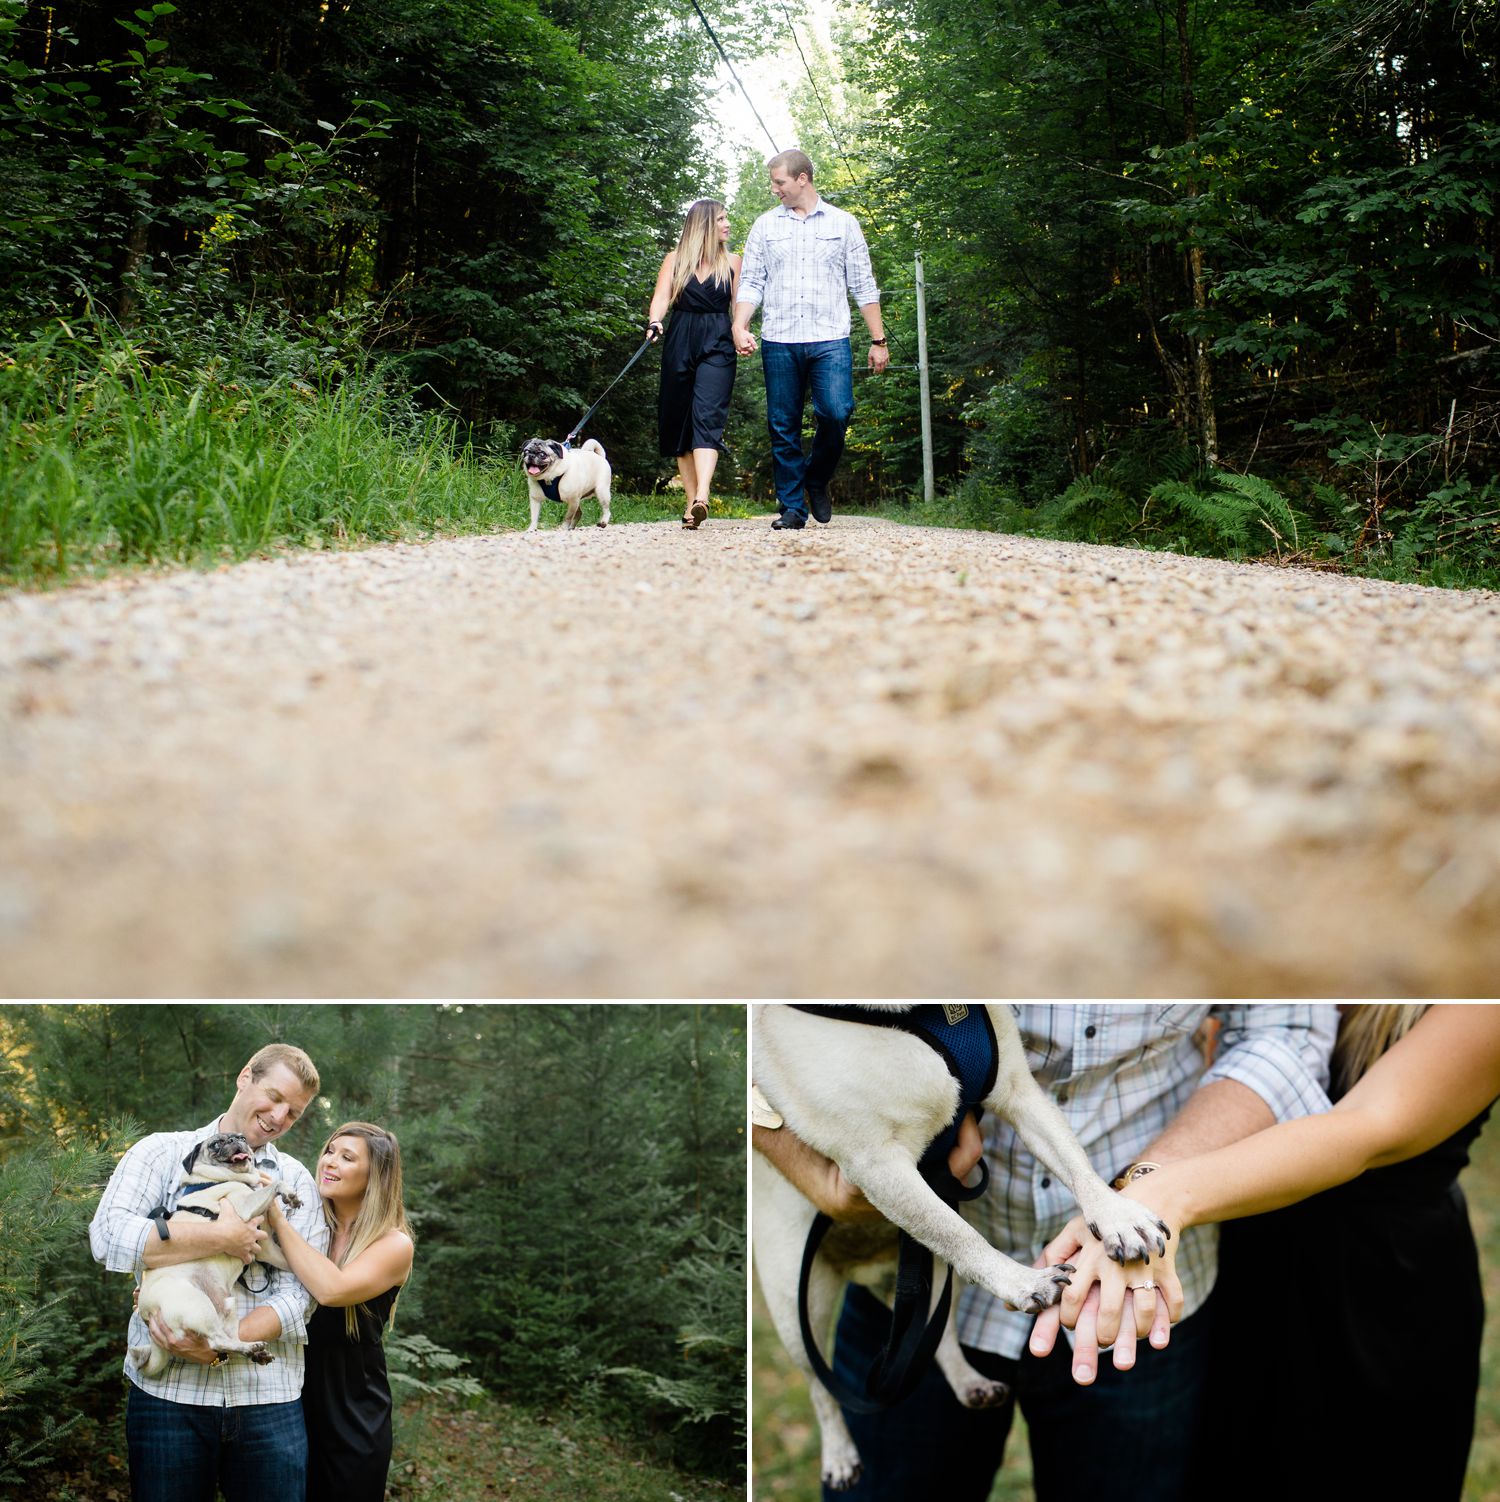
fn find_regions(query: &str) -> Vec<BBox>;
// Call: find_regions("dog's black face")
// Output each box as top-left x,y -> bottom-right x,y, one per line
522,438 -> 566,478
198,1132 -> 255,1171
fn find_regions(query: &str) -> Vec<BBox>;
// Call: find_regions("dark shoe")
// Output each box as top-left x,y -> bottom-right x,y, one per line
772,512 -> 806,530
807,488 -> 832,524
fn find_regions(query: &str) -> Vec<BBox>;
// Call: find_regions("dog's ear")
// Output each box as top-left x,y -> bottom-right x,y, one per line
181,1144 -> 201,1176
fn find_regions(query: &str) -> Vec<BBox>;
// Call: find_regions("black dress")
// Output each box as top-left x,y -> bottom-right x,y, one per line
1195,1104 -> 1492,1500
657,271 -> 736,458
302,1286 -> 399,1502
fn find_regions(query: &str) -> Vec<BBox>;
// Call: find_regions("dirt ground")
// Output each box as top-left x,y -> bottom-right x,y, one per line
3,516 -> 1498,997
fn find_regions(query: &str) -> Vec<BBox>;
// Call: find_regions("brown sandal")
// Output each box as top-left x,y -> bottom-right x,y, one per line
689,498 -> 708,528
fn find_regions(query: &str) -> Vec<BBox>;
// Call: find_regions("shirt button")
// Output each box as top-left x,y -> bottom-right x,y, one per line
1040,1176 -> 1052,1189
1058,1092 -> 1068,1105
1085,1025 -> 1097,1039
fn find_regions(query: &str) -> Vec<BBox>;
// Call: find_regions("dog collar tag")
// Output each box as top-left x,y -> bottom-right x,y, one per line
941,1004 -> 969,1026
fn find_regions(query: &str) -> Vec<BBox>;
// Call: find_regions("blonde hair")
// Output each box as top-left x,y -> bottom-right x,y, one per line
320,1121 -> 412,1339
245,1043 -> 320,1097
669,199 -> 732,307
1333,1005 -> 1429,1094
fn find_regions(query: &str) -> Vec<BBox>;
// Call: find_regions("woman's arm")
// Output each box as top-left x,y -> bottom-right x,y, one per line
1129,1004 -> 1500,1236
1032,1005 -> 1500,1382
647,252 -> 675,335
730,251 -> 742,302
266,1201 -> 413,1308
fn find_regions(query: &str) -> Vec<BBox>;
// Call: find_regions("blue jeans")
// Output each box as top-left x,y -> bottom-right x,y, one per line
762,339 -> 855,518
126,1384 -> 308,1502
825,1283 -> 1217,1502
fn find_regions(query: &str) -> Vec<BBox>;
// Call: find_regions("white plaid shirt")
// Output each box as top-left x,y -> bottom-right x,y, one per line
737,198 -> 880,343
90,1117 -> 327,1406
958,1004 -> 1338,1358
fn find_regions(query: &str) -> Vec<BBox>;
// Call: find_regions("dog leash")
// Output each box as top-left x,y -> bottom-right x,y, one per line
564,333 -> 658,445
789,1004 -> 999,1414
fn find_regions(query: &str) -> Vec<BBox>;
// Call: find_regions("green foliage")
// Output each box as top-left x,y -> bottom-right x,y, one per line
0,1124 -> 130,1483
0,314 -> 520,585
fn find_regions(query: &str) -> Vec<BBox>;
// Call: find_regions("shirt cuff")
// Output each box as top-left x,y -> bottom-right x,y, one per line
99,1215 -> 153,1274
262,1278 -> 313,1344
1202,1020 -> 1336,1123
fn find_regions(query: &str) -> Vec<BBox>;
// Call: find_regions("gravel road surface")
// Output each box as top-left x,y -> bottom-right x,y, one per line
3,517 -> 1498,997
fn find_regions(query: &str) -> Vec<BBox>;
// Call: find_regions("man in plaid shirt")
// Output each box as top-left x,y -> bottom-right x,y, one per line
732,149 -> 888,532
90,1042 -> 329,1502
755,1004 -> 1338,1502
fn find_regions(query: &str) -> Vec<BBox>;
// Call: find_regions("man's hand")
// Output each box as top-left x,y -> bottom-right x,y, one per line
733,325 -> 757,356
868,342 -> 890,373
147,1311 -> 218,1365
213,1199 -> 268,1264
1027,1213 -> 1183,1384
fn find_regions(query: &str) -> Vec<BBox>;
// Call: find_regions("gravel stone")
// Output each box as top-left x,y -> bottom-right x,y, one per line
2,517 -> 1499,997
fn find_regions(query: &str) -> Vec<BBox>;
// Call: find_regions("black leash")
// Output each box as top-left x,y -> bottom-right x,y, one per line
565,334 -> 658,445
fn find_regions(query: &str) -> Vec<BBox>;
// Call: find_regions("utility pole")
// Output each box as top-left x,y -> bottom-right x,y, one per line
915,251 -> 935,507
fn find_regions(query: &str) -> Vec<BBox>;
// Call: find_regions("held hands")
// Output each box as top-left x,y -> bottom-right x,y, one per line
733,326 -> 757,357
1027,1213 -> 1184,1385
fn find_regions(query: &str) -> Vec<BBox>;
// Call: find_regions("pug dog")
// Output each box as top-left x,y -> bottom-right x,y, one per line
752,1004 -> 1170,1491
522,437 -> 613,532
131,1131 -> 302,1378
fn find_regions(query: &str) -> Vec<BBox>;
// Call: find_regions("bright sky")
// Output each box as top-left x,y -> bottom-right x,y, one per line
699,2 -> 836,193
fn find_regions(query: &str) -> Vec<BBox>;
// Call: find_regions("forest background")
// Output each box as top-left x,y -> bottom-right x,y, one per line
1,0 -> 1496,586
0,1003 -> 746,1502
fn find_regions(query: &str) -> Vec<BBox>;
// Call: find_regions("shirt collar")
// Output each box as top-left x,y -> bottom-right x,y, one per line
777,196 -> 825,220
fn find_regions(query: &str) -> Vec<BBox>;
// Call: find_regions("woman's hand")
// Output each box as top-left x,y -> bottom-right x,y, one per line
646,319 -> 664,343
1028,1212 -> 1183,1385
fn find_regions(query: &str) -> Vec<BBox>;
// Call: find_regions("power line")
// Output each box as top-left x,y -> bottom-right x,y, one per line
688,0 -> 780,157
778,0 -> 861,189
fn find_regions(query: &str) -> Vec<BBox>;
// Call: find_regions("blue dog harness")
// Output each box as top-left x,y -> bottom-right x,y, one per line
537,441 -> 573,503
787,1005 -> 1001,1413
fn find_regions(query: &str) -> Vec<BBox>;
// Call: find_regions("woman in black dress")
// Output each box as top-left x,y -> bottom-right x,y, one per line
265,1121 -> 414,1502
647,199 -> 740,528
1035,1005 -> 1500,1499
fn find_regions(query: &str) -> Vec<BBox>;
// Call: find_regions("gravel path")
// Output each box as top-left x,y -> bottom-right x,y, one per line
3,517 -> 1499,997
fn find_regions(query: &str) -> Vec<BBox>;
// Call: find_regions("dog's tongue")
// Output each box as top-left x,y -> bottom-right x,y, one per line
527,465 -> 542,475
230,1152 -> 251,1165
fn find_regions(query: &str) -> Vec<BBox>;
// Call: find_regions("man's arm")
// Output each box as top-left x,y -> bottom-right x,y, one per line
1042,1005 -> 1338,1370
845,218 -> 888,372
753,1113 -> 983,1220
732,219 -> 766,353
91,1134 -> 263,1274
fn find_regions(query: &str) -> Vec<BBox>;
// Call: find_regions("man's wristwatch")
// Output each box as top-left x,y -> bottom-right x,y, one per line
869,337 -> 888,346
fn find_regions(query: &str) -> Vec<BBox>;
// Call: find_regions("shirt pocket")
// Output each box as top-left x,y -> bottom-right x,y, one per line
813,232 -> 844,272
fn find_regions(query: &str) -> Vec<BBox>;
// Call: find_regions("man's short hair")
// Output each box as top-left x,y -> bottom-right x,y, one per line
768,149 -> 814,182
245,1043 -> 320,1096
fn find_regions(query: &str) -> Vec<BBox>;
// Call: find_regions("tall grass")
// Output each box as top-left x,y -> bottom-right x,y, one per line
0,319 -> 525,587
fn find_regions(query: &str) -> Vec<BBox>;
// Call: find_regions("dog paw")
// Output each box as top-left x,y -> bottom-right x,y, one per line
822,1458 -> 862,1492
246,1345 -> 274,1365
280,1191 -> 302,1210
1011,1262 -> 1074,1314
595,519 -> 607,527
1086,1199 -> 1172,1264
960,1377 -> 1011,1410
